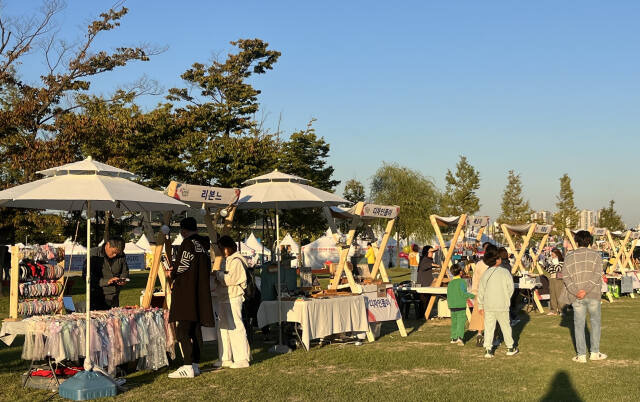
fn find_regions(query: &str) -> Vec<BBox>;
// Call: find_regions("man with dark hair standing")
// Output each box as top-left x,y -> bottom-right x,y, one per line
562,230 -> 606,363
87,237 -> 129,310
167,217 -> 215,378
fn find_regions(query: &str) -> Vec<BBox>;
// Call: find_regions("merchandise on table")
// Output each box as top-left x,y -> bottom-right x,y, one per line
20,307 -> 175,375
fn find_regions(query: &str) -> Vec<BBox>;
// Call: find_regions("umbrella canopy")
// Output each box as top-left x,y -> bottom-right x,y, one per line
238,169 -> 347,209
0,157 -> 186,212
0,156 -> 187,372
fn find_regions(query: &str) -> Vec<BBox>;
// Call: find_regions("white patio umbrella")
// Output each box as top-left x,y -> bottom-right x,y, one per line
0,157 -> 187,377
238,169 -> 348,353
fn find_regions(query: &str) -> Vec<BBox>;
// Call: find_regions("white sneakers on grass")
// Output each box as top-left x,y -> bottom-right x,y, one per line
590,352 -> 607,361
572,353 -> 607,363
213,360 -> 232,368
168,365 -> 195,378
230,361 -> 250,369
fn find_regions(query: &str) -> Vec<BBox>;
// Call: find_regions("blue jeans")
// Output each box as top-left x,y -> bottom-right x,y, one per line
410,266 -> 418,283
572,298 -> 601,356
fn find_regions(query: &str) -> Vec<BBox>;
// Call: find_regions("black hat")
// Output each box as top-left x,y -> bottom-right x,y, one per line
180,217 -> 197,231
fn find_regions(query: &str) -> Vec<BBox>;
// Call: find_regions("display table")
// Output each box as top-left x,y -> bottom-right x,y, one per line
257,295 -> 369,351
1,319 -> 26,346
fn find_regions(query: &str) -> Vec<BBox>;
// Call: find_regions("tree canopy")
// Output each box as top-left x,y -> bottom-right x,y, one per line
440,155 -> 481,216
498,170 -> 532,225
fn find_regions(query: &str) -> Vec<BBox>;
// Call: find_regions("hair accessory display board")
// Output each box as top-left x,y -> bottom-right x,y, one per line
7,245 -> 66,321
424,214 -> 467,320
325,202 -> 406,341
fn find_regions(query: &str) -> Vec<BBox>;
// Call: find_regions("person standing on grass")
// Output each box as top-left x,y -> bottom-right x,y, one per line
545,248 -> 564,316
447,263 -> 474,345
213,235 -> 251,369
417,245 -> 439,286
408,244 -> 420,284
365,242 -> 376,272
562,230 -> 607,363
167,217 -> 215,378
477,247 -> 518,358
469,242 -> 493,346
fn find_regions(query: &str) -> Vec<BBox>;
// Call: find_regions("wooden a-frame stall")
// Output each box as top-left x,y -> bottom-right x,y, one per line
423,214 -> 467,320
529,224 -> 554,276
501,223 -> 545,313
325,202 -> 407,339
141,181 -> 240,308
500,223 -> 537,275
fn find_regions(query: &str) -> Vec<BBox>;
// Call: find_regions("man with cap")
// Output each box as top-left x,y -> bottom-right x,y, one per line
167,217 -> 215,378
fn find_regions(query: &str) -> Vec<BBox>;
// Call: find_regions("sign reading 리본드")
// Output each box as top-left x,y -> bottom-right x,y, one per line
166,181 -> 239,206
361,204 -> 399,219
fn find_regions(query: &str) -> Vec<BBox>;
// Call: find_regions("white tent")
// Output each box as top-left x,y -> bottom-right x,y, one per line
136,233 -> 153,253
280,233 -> 300,255
246,232 -> 271,256
301,233 -> 340,268
124,242 -> 147,270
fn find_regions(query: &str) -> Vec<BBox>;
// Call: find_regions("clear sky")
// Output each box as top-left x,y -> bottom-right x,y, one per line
9,1 -> 640,225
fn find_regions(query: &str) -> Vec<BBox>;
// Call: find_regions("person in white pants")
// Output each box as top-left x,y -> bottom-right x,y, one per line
213,235 -> 251,369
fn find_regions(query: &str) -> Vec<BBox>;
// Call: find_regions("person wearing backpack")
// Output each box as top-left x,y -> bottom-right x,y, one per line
212,235 -> 251,369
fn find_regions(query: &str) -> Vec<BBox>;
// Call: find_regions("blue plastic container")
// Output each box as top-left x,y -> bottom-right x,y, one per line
58,371 -> 117,400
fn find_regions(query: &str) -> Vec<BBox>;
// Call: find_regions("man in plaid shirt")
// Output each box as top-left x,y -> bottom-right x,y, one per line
562,230 -> 607,363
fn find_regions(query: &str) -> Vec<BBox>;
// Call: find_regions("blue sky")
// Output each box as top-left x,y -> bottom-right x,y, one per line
9,1 -> 640,225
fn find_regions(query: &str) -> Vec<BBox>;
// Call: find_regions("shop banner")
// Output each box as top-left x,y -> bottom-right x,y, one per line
363,286 -> 401,323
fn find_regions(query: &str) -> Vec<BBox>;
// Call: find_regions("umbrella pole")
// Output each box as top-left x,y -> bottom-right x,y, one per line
270,203 -> 290,353
85,201 -> 92,371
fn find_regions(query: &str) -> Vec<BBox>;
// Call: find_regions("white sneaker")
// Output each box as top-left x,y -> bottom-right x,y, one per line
455,338 -> 464,346
230,361 -> 250,369
213,360 -> 232,368
572,355 -> 587,363
590,352 -> 607,361
192,363 -> 200,376
168,365 -> 195,378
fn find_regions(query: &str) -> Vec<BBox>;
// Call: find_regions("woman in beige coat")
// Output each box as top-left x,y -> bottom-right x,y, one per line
212,235 -> 251,369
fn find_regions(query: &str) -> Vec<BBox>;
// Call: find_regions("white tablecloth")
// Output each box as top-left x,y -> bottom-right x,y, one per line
1,320 -> 26,346
257,295 -> 369,350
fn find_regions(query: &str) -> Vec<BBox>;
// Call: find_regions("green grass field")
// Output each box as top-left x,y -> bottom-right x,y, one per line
1,269 -> 639,402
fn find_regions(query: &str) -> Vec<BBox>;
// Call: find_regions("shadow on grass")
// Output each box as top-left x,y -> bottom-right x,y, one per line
539,370 -> 583,401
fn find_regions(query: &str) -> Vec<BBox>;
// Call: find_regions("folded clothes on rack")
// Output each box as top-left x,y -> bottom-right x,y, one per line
21,307 -> 175,375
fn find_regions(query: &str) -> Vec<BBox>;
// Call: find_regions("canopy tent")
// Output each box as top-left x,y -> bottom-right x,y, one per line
238,241 -> 258,266
0,156 -> 187,385
280,233 -> 300,255
301,233 -> 341,268
135,233 -> 153,253
246,232 -> 271,256
124,242 -> 147,270
238,169 -> 348,354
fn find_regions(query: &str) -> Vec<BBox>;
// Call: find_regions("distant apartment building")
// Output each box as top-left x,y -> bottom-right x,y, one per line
579,209 -> 597,230
531,210 -> 552,224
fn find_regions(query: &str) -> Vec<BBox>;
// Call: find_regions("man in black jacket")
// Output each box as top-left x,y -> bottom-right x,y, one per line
86,237 -> 129,310
167,217 -> 215,378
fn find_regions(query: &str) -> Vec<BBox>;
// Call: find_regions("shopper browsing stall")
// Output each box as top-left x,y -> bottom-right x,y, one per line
85,237 -> 129,310
167,217 -> 215,378
213,235 -> 251,369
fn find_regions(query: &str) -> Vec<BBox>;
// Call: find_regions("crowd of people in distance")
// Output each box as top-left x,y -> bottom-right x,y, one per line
410,230 -> 607,362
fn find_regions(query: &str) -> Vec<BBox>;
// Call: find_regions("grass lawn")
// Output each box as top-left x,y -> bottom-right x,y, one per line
1,268 -> 639,401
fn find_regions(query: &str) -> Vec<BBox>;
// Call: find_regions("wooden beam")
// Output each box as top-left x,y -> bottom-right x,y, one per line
8,246 -> 20,320
370,217 -> 395,282
507,224 -> 536,274
424,214 -> 467,320
329,202 -> 364,293
565,229 -> 577,250
531,234 -> 549,275
142,231 -> 166,309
